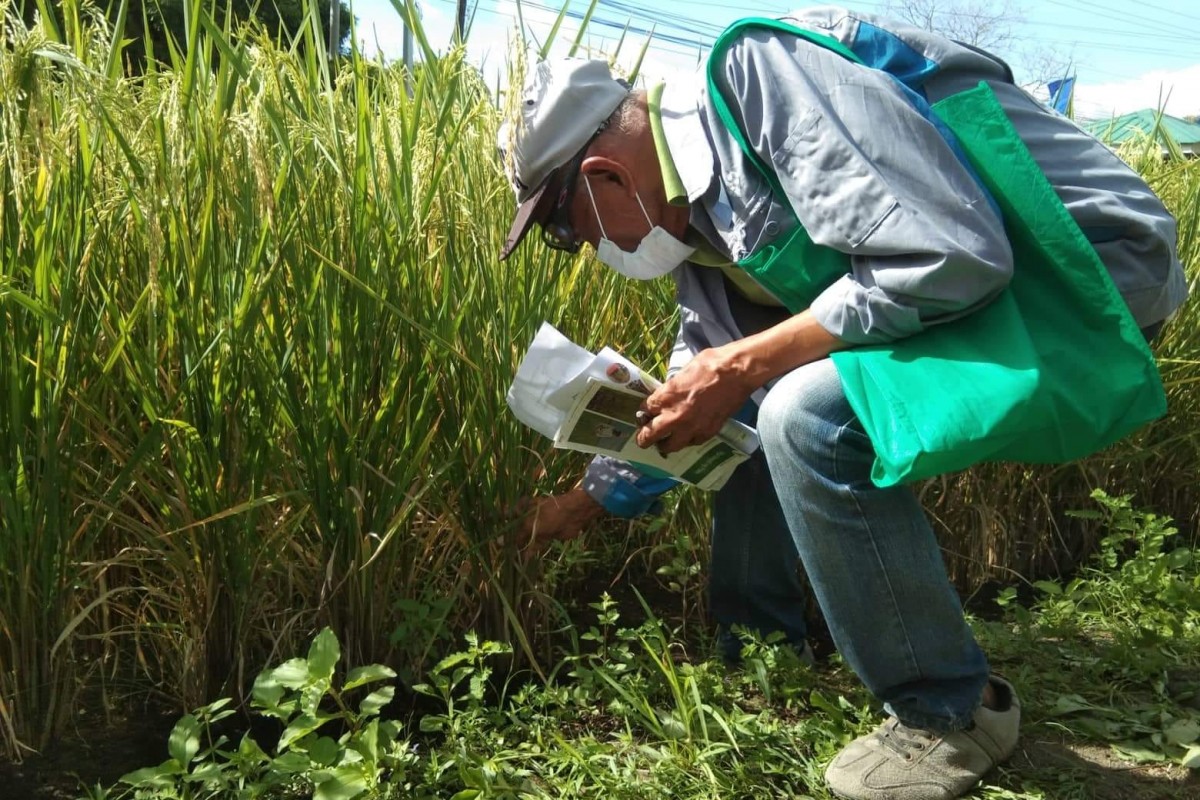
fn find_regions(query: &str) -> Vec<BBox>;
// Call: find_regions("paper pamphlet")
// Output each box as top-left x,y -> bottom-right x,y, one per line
506,322 -> 759,491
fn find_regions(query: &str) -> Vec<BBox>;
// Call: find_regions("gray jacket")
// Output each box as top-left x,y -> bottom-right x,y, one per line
582,6 -> 1189,517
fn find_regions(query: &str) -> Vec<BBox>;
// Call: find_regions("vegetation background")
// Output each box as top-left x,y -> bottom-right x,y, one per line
0,0 -> 1196,796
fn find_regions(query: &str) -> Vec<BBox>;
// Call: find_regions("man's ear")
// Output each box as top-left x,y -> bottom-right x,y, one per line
580,155 -> 637,197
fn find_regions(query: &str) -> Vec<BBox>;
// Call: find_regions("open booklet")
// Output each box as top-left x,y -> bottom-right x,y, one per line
506,323 -> 759,491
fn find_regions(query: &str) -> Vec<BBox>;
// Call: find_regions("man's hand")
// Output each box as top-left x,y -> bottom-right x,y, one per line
635,346 -> 754,455
518,487 -> 605,551
636,311 -> 845,455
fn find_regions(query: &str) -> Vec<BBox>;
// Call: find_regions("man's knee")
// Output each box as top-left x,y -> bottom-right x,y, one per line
757,375 -> 808,457
756,359 -> 848,464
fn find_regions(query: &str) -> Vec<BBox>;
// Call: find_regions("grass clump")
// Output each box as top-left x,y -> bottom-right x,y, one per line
0,0 -> 675,758
86,491 -> 1200,799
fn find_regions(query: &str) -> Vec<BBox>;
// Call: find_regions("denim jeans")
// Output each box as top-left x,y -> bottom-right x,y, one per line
710,439 -> 809,664
711,357 -> 989,733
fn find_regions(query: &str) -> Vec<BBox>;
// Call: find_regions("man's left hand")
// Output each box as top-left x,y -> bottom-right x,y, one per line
635,346 -> 754,454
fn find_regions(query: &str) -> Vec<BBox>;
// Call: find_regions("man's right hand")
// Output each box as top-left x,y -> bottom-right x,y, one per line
518,487 -> 605,551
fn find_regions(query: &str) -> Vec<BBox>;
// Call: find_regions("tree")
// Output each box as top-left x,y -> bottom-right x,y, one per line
16,0 -> 351,73
884,0 -> 1022,50
882,0 -> 1071,92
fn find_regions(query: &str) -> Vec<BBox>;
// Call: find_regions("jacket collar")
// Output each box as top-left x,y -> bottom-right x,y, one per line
659,71 -> 717,204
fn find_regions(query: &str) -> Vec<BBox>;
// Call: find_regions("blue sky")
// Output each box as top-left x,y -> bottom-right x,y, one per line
347,1 -> 1200,119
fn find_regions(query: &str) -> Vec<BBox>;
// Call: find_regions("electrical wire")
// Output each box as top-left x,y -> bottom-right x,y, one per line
420,0 -> 1199,87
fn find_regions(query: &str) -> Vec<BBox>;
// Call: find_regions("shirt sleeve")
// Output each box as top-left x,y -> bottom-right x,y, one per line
582,456 -> 679,518
666,317 -> 694,378
714,29 -> 1015,344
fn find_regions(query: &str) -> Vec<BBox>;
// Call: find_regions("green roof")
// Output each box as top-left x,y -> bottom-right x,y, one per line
1082,109 -> 1200,146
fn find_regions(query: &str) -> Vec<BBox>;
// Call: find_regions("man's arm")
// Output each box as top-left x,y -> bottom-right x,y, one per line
519,323 -> 696,547
519,484 -> 604,548
637,310 -> 841,452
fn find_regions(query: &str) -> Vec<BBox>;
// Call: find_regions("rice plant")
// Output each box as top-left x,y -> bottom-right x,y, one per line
0,0 -> 672,757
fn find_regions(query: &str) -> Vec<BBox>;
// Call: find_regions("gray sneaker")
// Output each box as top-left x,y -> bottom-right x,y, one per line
825,676 -> 1020,800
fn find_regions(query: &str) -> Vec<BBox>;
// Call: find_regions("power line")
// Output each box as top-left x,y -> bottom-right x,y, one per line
430,0 -> 711,60
1010,18 -> 1194,44
1043,0 -> 1191,40
425,0 -> 1199,84
1083,0 -> 1200,26
574,0 -> 1200,56
1011,34 -> 1199,61
432,0 -> 721,53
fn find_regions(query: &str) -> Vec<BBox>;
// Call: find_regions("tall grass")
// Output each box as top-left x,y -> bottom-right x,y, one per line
0,0 -> 674,757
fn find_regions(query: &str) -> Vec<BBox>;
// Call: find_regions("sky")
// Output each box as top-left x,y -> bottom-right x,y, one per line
347,0 -> 1200,120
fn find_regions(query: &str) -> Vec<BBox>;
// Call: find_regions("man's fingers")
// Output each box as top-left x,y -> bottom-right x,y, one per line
636,415 -> 668,448
656,429 -> 701,454
642,386 -> 670,414
506,497 -> 532,519
636,413 -> 688,451
638,415 -> 721,453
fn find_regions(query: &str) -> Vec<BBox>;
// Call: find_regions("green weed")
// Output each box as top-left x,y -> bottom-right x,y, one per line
982,491 -> 1200,773
93,493 -> 1199,800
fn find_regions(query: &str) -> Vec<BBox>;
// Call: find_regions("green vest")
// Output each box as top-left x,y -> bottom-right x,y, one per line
707,18 -> 1166,487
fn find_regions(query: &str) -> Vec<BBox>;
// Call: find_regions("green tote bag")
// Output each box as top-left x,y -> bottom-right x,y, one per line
831,83 -> 1166,486
706,20 -> 1167,487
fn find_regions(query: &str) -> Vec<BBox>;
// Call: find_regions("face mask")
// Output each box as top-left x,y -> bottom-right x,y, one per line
584,177 -> 694,280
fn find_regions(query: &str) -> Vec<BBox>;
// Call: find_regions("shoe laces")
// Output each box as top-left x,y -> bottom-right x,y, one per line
879,719 -> 938,761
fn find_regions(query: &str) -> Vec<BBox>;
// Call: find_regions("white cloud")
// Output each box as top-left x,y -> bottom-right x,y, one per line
1074,63 -> 1200,121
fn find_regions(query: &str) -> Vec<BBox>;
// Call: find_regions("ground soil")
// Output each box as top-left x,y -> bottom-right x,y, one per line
0,707 -> 177,799
2,573 -> 1197,798
5,715 -> 1198,799
1009,734 -> 1200,799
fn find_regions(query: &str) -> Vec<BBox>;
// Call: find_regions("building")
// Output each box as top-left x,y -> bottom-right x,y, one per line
1082,110 -> 1200,158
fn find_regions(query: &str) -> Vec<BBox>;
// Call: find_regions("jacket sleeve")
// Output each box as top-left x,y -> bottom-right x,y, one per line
713,29 -> 1015,344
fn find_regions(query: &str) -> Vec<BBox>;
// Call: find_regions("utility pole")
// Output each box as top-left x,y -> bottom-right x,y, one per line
402,5 -> 414,95
455,0 -> 467,42
329,0 -> 341,56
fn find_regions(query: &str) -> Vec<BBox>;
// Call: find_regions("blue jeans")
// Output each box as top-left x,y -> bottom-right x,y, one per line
711,357 -> 989,733
710,439 -> 809,664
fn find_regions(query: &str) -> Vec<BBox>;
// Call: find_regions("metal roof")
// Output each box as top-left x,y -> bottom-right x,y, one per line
1082,109 -> 1200,146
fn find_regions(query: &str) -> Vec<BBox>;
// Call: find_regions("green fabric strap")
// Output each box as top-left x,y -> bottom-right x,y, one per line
705,18 -> 860,313
706,18 -> 864,201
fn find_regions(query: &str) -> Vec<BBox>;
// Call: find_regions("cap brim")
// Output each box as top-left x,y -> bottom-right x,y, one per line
499,171 -> 561,261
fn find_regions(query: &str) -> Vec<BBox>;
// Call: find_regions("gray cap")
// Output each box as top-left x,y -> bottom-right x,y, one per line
498,58 -> 629,259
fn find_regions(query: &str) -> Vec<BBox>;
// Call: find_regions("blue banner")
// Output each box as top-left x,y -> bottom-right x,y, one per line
1048,77 -> 1075,115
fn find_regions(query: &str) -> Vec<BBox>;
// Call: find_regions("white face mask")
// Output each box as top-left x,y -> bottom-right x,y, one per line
584,177 -> 694,280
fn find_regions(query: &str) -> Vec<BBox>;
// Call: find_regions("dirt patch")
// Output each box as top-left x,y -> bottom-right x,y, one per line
0,709 -> 176,800
4,697 -> 1199,799
1006,733 -> 1200,799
